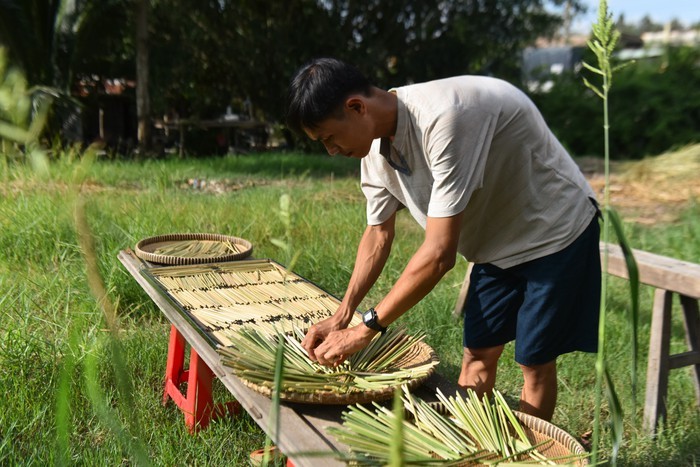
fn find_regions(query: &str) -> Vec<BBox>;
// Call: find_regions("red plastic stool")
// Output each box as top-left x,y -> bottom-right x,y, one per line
163,324 -> 242,432
249,447 -> 296,466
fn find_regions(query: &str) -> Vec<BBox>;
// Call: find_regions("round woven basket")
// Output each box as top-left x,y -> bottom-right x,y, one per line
514,410 -> 589,465
238,340 -> 439,405
410,402 -> 588,465
134,233 -> 253,265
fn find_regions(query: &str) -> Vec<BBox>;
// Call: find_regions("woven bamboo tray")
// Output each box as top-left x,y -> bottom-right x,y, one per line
514,411 -> 589,465
234,339 -> 439,405
143,259 -> 344,344
135,232 -> 252,265
410,402 -> 589,465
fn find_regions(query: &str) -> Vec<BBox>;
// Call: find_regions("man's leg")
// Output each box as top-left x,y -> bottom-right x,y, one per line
458,345 -> 504,397
518,359 -> 557,421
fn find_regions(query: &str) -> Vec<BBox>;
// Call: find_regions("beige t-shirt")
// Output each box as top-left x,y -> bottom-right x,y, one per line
361,76 -> 597,269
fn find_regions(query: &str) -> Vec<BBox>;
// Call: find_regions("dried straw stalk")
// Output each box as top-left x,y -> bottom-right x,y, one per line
148,261 -> 355,341
218,326 -> 438,395
329,386 -> 588,465
153,239 -> 246,257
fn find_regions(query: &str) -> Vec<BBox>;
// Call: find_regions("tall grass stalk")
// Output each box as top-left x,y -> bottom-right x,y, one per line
389,387 -> 405,467
271,193 -> 302,274
583,0 -> 638,463
72,151 -> 151,463
1,48 -> 151,462
54,294 -> 77,465
262,338 -> 285,466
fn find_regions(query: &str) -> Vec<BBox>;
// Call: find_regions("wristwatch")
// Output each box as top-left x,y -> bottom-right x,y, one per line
362,308 -> 387,334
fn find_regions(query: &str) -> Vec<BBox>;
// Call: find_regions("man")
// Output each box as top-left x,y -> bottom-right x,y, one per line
287,57 -> 600,421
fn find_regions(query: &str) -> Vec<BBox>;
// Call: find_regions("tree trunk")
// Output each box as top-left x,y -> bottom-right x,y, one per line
136,0 -> 151,153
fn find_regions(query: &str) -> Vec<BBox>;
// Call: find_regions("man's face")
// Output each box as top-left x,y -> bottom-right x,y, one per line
303,99 -> 374,158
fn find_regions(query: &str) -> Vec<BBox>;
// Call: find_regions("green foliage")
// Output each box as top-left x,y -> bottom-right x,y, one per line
0,0 -> 66,86
530,45 -> 700,159
326,0 -> 576,84
0,0 -> 86,139
270,194 -> 302,273
144,0 -> 578,124
4,0 -> 581,149
0,48 -> 50,155
629,201 -> 700,263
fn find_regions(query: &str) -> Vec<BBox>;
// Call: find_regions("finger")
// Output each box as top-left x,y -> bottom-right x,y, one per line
301,330 -> 320,358
332,354 -> 346,367
306,343 -> 319,361
314,347 -> 335,367
300,327 -> 315,349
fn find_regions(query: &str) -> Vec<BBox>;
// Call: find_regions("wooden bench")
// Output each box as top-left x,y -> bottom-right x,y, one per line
118,249 -> 459,466
453,243 -> 700,435
601,243 -> 700,434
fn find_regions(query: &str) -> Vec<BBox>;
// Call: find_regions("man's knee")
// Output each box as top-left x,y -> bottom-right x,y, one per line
459,345 -> 504,396
519,360 -> 557,385
463,345 -> 504,367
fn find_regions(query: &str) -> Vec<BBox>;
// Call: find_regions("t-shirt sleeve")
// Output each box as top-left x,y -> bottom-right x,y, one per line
361,157 -> 401,225
425,107 -> 497,218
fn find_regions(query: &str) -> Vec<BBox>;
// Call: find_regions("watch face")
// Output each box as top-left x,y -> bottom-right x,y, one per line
362,310 -> 373,323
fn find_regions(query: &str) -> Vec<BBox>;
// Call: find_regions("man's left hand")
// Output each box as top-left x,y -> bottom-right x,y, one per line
312,324 -> 377,367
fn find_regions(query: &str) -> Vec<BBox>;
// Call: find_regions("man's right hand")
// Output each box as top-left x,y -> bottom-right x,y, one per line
301,316 -> 346,361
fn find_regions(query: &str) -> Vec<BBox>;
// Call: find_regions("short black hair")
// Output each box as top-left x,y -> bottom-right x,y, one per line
286,57 -> 372,135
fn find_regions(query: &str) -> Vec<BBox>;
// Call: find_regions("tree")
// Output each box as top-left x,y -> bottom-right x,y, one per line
0,0 -> 68,87
323,0 -> 580,87
135,0 -> 151,152
0,0 -> 86,138
2,0 -> 586,152
638,15 -> 663,33
668,18 -> 684,31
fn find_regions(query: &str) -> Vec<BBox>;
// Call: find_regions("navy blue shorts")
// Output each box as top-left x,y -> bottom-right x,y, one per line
463,215 -> 601,366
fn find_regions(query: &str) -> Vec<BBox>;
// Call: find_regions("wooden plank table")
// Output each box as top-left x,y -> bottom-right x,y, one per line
118,249 -> 456,466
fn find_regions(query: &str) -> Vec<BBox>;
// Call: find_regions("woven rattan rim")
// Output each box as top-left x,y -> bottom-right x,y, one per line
409,402 -> 588,465
513,410 -> 588,464
238,340 -> 439,405
134,233 -> 253,265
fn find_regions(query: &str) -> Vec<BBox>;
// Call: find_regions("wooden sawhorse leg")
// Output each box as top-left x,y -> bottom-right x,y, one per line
644,290 -> 700,434
163,324 -> 242,433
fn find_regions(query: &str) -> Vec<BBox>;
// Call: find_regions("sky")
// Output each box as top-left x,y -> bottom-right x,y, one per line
571,0 -> 700,33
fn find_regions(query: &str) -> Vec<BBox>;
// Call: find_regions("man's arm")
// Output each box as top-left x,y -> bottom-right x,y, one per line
311,211 -> 464,366
372,211 -> 463,326
301,212 -> 396,357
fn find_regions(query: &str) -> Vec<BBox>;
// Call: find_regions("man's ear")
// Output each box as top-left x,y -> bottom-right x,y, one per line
345,96 -> 366,115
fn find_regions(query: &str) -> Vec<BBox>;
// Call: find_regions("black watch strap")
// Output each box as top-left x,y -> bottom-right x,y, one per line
362,307 -> 387,334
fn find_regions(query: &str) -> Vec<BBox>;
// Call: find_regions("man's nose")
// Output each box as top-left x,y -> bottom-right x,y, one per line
323,141 -> 339,156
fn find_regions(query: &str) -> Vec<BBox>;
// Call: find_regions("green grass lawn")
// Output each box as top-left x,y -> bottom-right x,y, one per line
1,151 -> 698,465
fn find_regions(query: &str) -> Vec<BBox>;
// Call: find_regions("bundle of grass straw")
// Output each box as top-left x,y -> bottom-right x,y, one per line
328,386 -> 589,465
218,326 -> 439,404
152,239 -> 246,257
